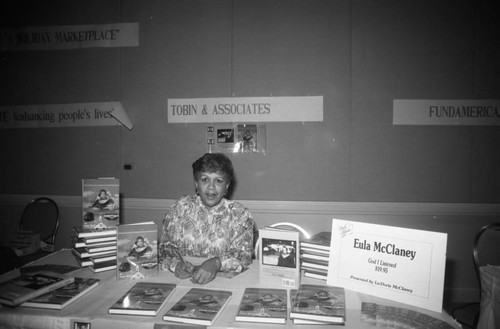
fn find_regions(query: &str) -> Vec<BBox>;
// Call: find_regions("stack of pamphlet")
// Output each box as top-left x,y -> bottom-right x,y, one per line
71,227 -> 117,272
289,284 -> 345,325
300,231 -> 331,281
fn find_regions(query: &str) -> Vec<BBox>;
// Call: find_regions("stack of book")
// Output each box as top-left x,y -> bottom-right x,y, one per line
71,227 -> 117,273
300,231 -> 331,281
71,177 -> 120,273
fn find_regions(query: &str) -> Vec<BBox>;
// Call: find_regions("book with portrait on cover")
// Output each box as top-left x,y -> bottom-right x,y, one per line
116,221 -> 158,280
0,271 -> 75,307
82,178 -> 120,230
258,226 -> 300,289
235,287 -> 288,324
21,277 -> 99,310
108,282 -> 176,316
162,288 -> 232,326
289,284 -> 345,324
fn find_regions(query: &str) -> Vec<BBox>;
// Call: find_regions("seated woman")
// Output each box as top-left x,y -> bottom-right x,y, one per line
159,153 -> 254,284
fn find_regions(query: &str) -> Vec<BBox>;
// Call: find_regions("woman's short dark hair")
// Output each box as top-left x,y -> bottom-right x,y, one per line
192,153 -> 234,183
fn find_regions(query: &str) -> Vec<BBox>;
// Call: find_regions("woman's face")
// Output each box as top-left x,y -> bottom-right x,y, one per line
195,171 -> 229,208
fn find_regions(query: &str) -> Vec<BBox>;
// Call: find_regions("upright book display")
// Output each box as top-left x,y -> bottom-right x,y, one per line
116,221 -> 158,280
0,271 -> 75,307
235,287 -> 288,324
258,226 -> 300,289
82,178 -> 120,230
289,284 -> 346,325
162,288 -> 232,326
108,282 -> 176,316
21,277 -> 99,310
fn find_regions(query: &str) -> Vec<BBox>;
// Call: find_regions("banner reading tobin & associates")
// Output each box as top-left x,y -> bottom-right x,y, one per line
167,96 -> 323,123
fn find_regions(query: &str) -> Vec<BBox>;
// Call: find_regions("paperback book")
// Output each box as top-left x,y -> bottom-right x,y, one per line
108,282 -> 176,316
116,221 -> 158,280
289,284 -> 345,324
258,226 -> 300,288
235,287 -> 288,324
0,271 -> 75,307
82,178 -> 120,230
162,288 -> 232,326
21,277 -> 99,310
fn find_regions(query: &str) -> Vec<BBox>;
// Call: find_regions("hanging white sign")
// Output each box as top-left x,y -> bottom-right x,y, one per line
1,23 -> 139,51
0,102 -> 133,130
167,96 -> 323,123
394,99 -> 500,125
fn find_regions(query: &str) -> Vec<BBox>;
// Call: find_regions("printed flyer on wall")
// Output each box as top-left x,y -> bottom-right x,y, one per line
326,219 -> 447,312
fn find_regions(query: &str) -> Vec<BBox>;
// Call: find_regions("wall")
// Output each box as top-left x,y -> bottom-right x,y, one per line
1,0 -> 499,202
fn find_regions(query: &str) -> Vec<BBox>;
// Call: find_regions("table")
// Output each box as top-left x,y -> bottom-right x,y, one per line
0,249 -> 460,329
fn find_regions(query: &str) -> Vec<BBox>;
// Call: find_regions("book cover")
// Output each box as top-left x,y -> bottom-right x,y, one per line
82,178 -> 120,230
327,219 -> 448,312
21,277 -> 99,310
108,282 -> 176,316
300,231 -> 331,251
116,221 -> 158,280
289,284 -> 345,324
258,226 -> 300,289
290,289 -> 328,325
162,288 -> 232,326
0,271 -> 75,307
235,287 -> 287,324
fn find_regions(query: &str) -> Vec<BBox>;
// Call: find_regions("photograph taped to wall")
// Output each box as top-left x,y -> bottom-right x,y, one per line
206,124 -> 266,154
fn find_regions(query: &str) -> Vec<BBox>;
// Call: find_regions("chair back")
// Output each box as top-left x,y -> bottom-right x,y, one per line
19,197 -> 60,247
472,223 -> 500,329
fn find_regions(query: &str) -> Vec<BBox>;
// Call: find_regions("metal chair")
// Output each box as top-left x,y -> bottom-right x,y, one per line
19,197 -> 60,252
472,223 -> 500,329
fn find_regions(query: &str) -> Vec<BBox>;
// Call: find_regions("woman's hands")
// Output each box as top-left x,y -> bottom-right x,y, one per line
174,257 -> 221,284
192,257 -> 221,284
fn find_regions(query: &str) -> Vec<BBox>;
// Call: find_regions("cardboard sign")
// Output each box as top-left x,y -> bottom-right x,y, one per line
327,219 -> 447,312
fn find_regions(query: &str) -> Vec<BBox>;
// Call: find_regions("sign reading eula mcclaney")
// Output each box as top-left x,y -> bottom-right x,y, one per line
167,96 -> 323,123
